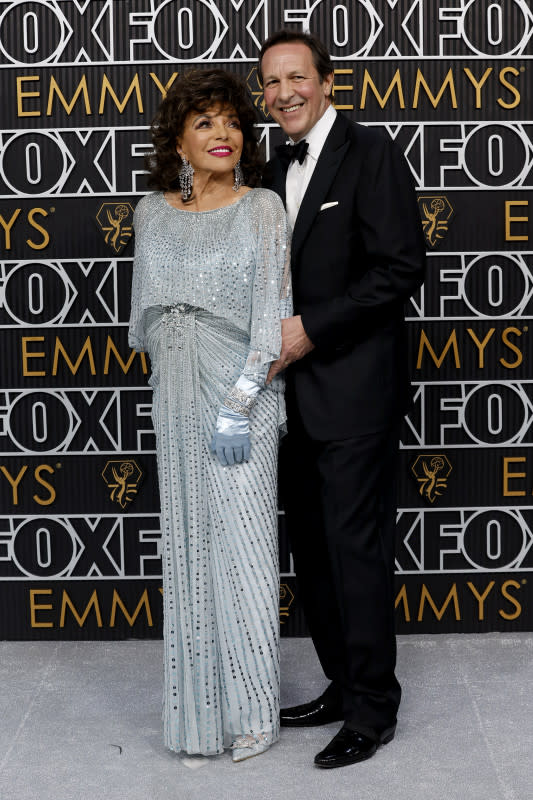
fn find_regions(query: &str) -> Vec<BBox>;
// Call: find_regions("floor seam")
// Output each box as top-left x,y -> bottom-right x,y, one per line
0,641 -> 61,776
456,657 -> 516,800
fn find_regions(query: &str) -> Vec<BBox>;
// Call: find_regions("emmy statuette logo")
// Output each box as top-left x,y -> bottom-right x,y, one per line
96,202 -> 135,254
411,455 -> 452,503
246,66 -> 269,120
418,195 -> 454,248
280,583 -> 295,624
102,460 -> 143,509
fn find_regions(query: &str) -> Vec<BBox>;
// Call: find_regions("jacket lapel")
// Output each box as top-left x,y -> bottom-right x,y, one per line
265,158 -> 287,206
291,115 -> 351,262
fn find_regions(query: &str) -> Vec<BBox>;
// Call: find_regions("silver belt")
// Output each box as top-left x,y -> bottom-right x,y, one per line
162,304 -> 199,349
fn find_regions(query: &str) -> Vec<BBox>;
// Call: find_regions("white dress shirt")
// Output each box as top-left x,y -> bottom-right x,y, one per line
285,104 -> 337,230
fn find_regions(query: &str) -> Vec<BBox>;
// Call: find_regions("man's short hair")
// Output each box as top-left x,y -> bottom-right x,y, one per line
258,30 -> 334,85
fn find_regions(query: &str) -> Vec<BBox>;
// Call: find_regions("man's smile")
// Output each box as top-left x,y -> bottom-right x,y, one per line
280,103 -> 304,113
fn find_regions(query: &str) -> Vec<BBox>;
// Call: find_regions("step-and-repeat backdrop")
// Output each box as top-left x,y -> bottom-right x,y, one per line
1,0 -> 532,638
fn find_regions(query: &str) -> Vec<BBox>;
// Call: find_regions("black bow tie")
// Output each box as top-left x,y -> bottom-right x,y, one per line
275,140 -> 309,169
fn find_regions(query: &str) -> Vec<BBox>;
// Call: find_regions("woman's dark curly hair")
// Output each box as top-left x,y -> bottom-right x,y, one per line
146,69 -> 263,192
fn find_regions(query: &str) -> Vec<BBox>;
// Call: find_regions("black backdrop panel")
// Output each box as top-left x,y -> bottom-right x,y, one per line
1,0 -> 533,638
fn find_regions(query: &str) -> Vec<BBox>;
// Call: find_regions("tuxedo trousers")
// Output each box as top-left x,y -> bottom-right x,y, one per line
280,406 -> 402,739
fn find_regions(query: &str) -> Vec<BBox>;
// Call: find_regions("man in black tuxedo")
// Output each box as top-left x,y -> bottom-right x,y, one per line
260,30 -> 426,768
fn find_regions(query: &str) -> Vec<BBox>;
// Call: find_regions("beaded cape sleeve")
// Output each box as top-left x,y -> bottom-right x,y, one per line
242,189 -> 291,383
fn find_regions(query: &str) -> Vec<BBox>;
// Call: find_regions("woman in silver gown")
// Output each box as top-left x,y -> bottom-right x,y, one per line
128,70 -> 291,761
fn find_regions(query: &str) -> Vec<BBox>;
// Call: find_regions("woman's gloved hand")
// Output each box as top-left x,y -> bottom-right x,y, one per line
210,405 -> 250,465
210,375 -> 261,466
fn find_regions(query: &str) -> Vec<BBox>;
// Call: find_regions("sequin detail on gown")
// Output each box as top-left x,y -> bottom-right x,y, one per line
129,189 -> 291,755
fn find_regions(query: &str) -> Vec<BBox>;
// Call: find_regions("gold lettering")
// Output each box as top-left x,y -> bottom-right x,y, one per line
104,337 -> 148,375
360,69 -> 405,109
27,208 -> 49,250
109,588 -> 153,627
413,69 -> 457,109
466,581 -> 495,620
505,200 -> 528,241
502,456 -> 526,497
34,465 -> 56,506
416,329 -> 460,369
99,73 -> 143,114
332,69 -> 354,111
22,335 -> 46,377
418,584 -> 460,621
466,328 -> 494,368
46,75 -> 91,116
0,209 -> 22,250
30,588 -> 53,628
0,465 -> 27,505
16,75 -> 40,117
52,336 -> 96,376
498,67 -> 521,110
394,584 -> 410,622
501,327 -> 523,369
463,67 -> 492,108
149,71 -> 178,99
499,580 -> 521,620
60,589 -> 103,628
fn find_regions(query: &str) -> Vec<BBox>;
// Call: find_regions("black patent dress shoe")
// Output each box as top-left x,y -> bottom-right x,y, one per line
280,694 -> 343,727
314,724 -> 396,768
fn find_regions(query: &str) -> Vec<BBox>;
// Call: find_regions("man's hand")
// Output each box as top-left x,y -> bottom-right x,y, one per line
266,315 -> 314,384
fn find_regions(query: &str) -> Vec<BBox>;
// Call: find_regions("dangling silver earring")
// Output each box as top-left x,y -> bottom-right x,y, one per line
233,160 -> 243,192
179,155 -> 194,201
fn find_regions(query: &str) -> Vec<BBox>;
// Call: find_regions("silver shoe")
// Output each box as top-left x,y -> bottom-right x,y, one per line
231,733 -> 270,762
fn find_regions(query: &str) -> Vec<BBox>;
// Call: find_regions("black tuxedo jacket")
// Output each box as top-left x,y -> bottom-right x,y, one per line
264,112 -> 426,440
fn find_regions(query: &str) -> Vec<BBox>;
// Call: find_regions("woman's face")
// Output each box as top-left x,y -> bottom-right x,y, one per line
176,104 -> 243,178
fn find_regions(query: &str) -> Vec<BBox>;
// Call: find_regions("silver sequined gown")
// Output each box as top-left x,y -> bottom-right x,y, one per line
128,189 -> 291,755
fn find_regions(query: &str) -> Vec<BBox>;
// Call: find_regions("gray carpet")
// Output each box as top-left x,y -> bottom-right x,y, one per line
1,635 -> 531,800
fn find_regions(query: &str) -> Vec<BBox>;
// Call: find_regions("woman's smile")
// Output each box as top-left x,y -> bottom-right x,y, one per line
208,146 -> 233,157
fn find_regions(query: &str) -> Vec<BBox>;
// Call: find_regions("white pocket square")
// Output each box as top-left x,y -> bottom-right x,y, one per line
320,201 -> 339,211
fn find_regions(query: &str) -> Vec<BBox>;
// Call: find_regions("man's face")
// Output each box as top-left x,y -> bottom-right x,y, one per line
261,42 -> 333,142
